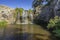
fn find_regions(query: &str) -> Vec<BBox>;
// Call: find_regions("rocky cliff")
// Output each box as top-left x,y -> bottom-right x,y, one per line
33,0 -> 60,27
0,5 -> 15,24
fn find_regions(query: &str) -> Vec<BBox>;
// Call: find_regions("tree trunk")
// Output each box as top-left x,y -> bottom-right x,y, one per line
14,12 -> 20,24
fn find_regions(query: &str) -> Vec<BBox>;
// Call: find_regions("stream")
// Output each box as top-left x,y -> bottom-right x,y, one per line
0,24 -> 51,40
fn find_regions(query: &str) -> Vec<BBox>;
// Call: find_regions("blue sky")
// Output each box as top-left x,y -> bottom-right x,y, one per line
0,0 -> 33,10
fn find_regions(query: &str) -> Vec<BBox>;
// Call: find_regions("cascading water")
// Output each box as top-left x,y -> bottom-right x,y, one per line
22,11 -> 28,24
29,13 -> 33,24
30,14 -> 33,22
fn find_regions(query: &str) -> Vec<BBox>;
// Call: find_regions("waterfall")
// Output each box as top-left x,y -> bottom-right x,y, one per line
14,10 -> 33,24
29,13 -> 33,24
22,11 -> 28,24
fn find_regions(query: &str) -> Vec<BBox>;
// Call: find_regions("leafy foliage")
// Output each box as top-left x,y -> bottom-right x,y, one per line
14,8 -> 24,17
33,0 -> 53,8
0,20 -> 7,27
19,8 -> 24,16
47,16 -> 60,37
28,9 -> 33,14
53,29 -> 60,37
47,16 -> 59,29
33,0 -> 60,38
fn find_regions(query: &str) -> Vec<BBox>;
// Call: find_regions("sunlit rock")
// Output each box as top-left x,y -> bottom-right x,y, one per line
0,5 -> 15,24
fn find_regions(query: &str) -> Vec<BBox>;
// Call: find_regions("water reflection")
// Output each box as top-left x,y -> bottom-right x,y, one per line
0,24 -> 51,40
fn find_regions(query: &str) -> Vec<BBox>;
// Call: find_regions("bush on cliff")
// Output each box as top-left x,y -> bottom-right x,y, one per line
0,20 -> 7,28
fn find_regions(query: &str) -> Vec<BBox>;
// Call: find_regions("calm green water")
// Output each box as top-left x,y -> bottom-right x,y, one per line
0,24 -> 51,40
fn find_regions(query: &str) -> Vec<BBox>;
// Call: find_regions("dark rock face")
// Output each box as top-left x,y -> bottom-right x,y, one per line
33,6 -> 51,28
33,18 -> 48,29
54,0 -> 60,16
2,14 -> 8,18
33,0 -> 60,28
38,6 -> 51,22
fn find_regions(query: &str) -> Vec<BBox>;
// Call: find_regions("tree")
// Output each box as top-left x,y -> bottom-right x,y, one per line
33,0 -> 60,39
19,8 -> 24,16
33,0 -> 59,26
47,16 -> 60,38
33,0 -> 58,15
14,8 -> 24,17
13,8 -> 19,24
14,8 -> 24,24
28,9 -> 33,14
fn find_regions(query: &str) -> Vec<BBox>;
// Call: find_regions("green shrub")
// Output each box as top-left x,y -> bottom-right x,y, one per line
47,16 -> 60,37
0,20 -> 7,28
53,19 -> 60,37
47,16 -> 59,29
53,29 -> 60,37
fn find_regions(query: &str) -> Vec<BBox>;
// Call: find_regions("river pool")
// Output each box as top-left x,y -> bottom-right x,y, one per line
0,24 -> 51,40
